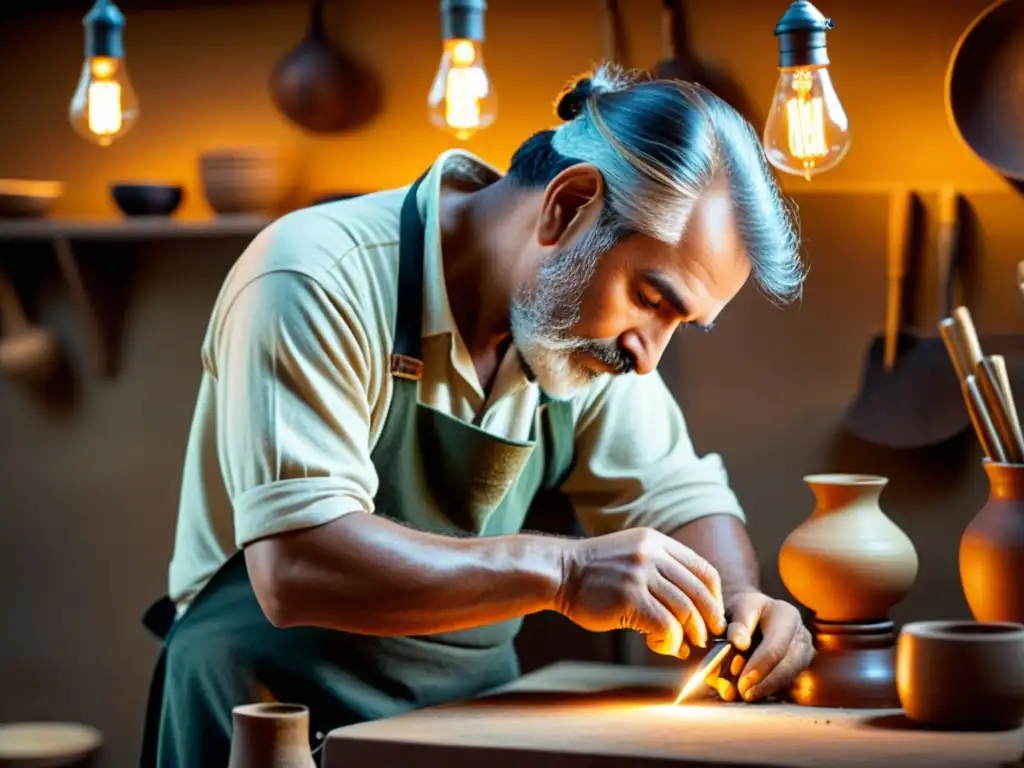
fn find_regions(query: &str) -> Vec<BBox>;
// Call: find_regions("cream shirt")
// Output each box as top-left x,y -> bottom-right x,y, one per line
167,149 -> 745,611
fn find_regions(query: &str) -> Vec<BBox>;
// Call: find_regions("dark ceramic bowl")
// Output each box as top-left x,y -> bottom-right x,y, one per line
897,620 -> 1024,729
111,183 -> 183,216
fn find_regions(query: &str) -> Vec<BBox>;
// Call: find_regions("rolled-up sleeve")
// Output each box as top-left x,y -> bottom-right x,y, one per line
212,270 -> 378,547
561,370 -> 745,535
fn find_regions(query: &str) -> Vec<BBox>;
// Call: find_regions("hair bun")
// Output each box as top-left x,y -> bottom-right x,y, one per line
556,77 -> 595,121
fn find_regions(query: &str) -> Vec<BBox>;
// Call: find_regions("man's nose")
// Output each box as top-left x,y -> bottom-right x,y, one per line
619,325 -> 672,375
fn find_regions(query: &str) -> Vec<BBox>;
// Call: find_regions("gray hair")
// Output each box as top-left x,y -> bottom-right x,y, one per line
513,63 -> 805,305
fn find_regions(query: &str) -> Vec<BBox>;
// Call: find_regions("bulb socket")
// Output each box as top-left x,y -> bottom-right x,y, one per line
441,0 -> 486,42
84,0 -> 125,59
774,0 -> 832,69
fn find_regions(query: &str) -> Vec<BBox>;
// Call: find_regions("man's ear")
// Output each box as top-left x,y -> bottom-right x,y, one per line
536,164 -> 605,247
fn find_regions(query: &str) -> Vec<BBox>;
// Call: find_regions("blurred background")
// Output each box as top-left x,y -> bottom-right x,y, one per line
1,0 -> 1022,765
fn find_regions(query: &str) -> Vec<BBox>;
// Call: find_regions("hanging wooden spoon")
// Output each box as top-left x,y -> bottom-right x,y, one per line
269,0 -> 381,134
0,273 -> 58,384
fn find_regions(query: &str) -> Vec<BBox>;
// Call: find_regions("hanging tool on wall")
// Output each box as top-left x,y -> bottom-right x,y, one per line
270,0 -> 381,134
844,187 -> 974,449
650,0 -> 759,125
600,0 -> 629,68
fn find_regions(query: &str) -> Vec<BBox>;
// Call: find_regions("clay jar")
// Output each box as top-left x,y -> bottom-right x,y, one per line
960,461 -> 1024,623
227,703 -> 316,768
897,620 -> 1024,729
779,474 -> 919,622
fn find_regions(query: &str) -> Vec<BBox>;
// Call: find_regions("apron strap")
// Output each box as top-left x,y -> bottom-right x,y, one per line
390,171 -> 430,380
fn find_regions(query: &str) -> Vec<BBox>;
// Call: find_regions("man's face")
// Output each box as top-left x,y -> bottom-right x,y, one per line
511,171 -> 751,399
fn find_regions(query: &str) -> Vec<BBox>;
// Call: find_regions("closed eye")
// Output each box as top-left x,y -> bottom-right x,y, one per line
637,290 -> 661,310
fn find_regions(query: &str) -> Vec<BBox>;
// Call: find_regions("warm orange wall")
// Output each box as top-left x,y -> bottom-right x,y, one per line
0,0 -> 1008,221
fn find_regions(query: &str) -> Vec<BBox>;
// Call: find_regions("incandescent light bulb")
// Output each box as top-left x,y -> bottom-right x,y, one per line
428,0 -> 496,141
69,0 -> 139,147
763,1 -> 849,181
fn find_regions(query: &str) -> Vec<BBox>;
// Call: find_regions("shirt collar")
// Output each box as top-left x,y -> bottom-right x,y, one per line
414,150 -> 528,401
416,149 -> 503,341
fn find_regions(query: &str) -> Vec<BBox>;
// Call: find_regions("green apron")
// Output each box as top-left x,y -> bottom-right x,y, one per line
138,175 -> 577,768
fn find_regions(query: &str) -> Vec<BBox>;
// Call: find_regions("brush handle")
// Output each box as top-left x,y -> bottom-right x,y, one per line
952,306 -> 983,368
966,375 -> 1006,462
990,355 -> 1024,459
977,358 -> 1020,463
884,188 -> 913,372
939,317 -> 971,383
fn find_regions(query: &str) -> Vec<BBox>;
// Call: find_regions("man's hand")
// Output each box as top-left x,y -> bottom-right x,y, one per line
722,590 -> 814,702
556,527 -> 727,658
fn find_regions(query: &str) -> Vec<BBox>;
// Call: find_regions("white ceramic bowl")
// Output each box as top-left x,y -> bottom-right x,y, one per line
0,721 -> 102,767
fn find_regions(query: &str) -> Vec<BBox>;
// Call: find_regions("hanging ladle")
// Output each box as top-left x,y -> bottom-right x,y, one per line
269,0 -> 381,134
0,273 -> 58,384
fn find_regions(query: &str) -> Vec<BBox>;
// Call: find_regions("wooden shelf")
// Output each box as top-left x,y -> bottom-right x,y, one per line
0,215 -> 268,377
0,214 -> 270,242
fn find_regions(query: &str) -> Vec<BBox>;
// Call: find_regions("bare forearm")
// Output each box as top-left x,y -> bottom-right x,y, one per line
669,513 -> 760,601
245,511 -> 567,634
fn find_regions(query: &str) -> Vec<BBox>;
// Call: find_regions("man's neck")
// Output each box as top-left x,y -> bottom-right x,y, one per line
437,178 -> 537,363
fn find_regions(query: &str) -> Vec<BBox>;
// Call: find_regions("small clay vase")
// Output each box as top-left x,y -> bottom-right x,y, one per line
227,703 -> 316,768
780,474 -> 919,622
778,474 -> 919,708
960,461 -> 1024,623
897,620 -> 1024,729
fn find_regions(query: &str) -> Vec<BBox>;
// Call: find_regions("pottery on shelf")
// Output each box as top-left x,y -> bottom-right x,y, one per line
960,461 -> 1024,623
110,183 -> 183,217
897,620 -> 1024,730
227,703 -> 316,768
778,473 -> 919,708
198,147 -> 289,215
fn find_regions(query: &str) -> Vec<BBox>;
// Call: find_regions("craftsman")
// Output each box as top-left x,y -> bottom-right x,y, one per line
140,64 -> 813,767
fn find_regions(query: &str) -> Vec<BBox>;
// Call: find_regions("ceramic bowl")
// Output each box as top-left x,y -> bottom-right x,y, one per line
198,147 -> 286,215
896,620 -> 1024,729
0,721 -> 102,767
0,179 -> 64,219
110,183 -> 183,217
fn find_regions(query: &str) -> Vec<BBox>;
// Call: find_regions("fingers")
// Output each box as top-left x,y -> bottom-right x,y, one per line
737,608 -> 802,701
663,539 -> 725,626
629,596 -> 686,657
726,599 -> 763,652
656,556 -> 726,638
650,573 -> 708,650
744,627 -> 814,702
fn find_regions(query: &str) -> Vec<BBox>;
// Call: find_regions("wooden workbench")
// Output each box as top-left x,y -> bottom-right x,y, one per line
322,661 -> 1024,767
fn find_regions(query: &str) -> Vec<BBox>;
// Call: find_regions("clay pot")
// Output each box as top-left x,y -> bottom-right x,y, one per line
198,147 -> 289,215
227,703 -> 316,768
960,461 -> 1024,623
779,474 -> 919,622
897,620 -> 1024,729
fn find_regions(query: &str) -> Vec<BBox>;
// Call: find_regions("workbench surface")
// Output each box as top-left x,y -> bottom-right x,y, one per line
322,661 -> 1024,767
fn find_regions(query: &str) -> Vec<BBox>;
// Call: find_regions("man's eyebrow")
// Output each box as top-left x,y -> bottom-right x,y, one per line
642,270 -> 714,332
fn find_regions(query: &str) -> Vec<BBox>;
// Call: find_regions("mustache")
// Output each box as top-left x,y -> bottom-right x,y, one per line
577,338 -> 636,375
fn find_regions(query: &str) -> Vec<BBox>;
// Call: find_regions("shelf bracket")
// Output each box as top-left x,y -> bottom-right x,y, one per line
52,236 -> 136,377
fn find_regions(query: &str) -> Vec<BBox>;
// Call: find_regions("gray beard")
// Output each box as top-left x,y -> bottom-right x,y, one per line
510,224 -> 635,400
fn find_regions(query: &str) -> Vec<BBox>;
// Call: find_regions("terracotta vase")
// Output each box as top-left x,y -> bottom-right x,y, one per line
960,461 -> 1024,623
227,703 -> 317,768
778,474 -> 919,708
780,474 -> 919,622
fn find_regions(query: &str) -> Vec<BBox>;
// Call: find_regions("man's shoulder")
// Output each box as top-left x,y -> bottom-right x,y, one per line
233,188 -> 405,287
203,189 -> 408,363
